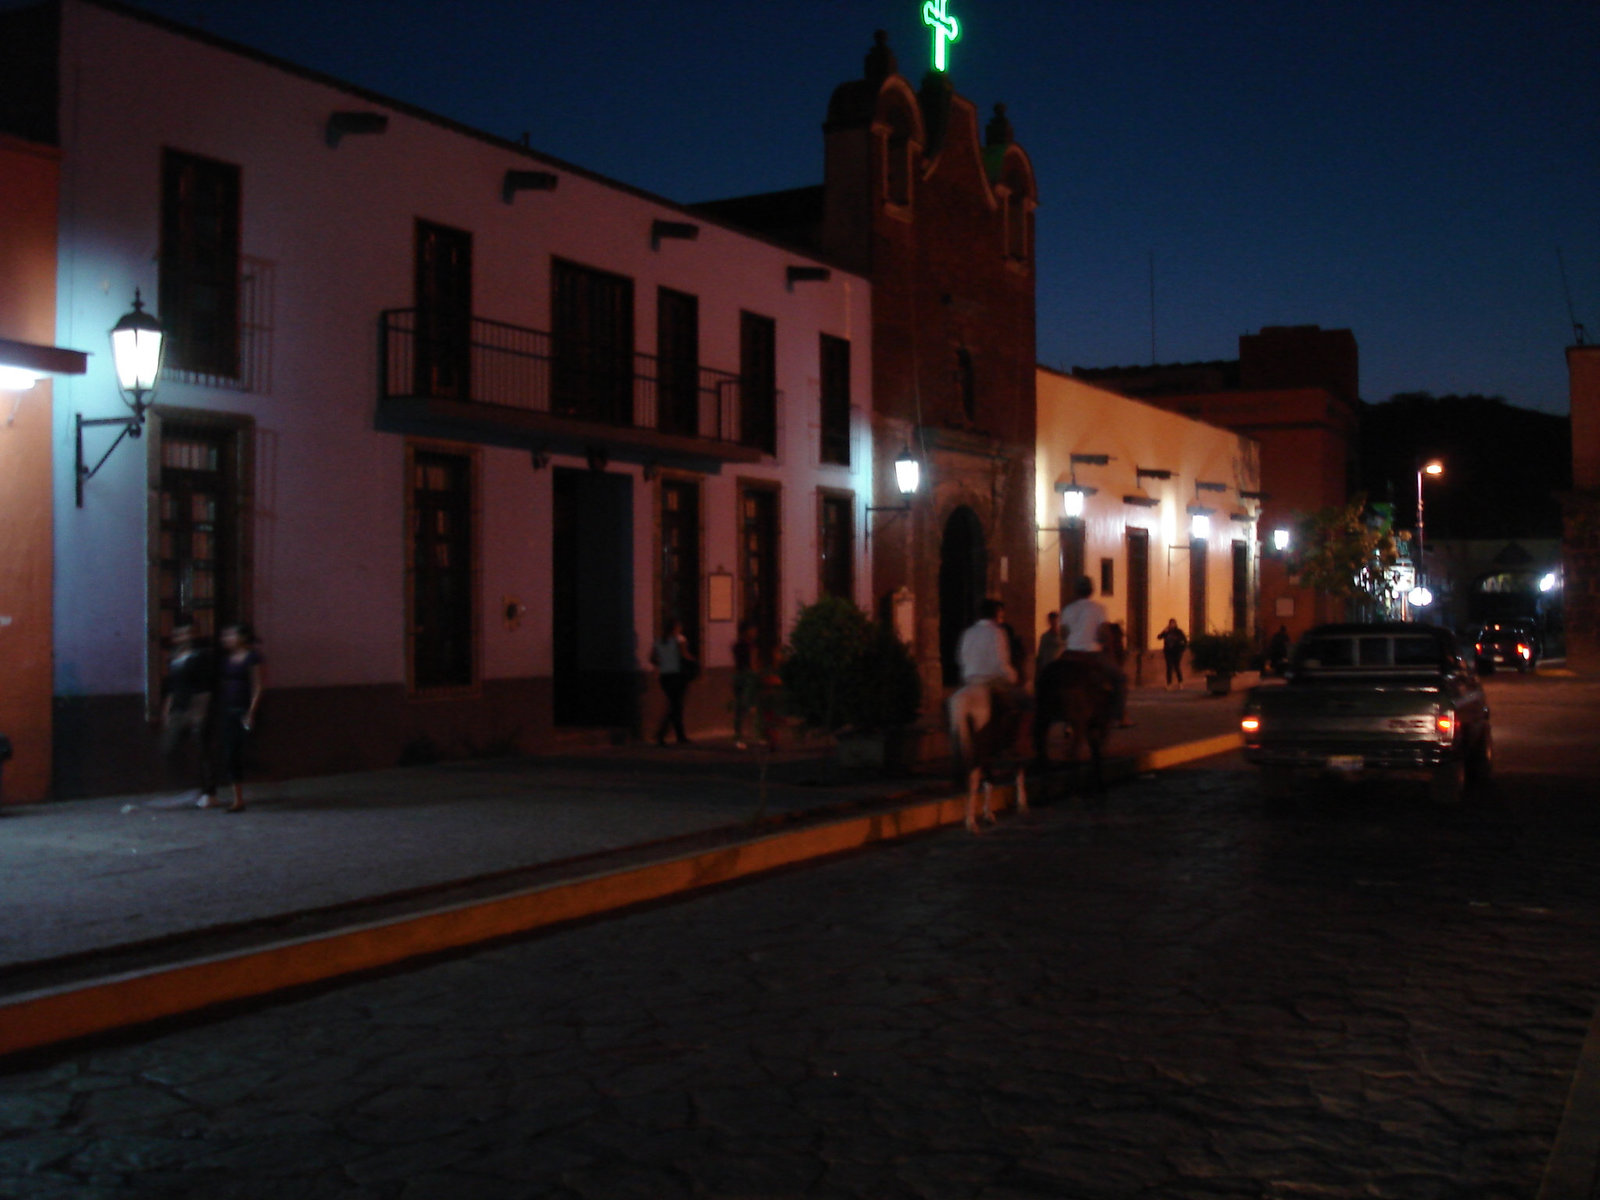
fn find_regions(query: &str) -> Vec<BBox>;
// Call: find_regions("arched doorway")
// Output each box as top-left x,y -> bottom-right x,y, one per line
939,506 -> 987,686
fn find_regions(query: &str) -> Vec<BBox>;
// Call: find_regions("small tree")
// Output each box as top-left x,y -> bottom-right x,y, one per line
1290,493 -> 1402,618
780,596 -> 921,734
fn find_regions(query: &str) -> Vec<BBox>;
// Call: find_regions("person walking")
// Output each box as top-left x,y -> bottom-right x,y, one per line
1035,610 -> 1064,681
651,618 -> 696,746
1266,624 -> 1291,677
731,620 -> 761,749
1157,617 -> 1188,689
161,617 -> 216,808
209,622 -> 263,813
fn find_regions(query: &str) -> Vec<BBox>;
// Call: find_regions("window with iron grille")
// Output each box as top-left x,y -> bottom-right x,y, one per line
408,447 -> 476,690
160,149 -> 241,380
157,422 -> 242,644
819,334 -> 850,466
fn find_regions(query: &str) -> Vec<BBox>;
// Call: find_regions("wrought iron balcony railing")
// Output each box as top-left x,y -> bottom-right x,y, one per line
380,309 -> 773,451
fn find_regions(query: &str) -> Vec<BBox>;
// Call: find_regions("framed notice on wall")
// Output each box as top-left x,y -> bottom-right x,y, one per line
707,571 -> 735,623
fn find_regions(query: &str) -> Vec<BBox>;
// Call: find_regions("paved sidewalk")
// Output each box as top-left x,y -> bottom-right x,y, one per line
0,676 -> 1251,984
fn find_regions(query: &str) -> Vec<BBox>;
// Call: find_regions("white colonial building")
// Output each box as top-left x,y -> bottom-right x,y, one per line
7,0 -> 874,794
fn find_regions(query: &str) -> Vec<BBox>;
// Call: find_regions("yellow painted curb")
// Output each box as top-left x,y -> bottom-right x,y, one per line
0,791 -> 992,1057
0,735 -> 1230,1058
1136,731 -> 1242,772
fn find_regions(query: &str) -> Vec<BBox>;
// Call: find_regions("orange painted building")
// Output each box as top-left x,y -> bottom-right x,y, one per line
0,132 -> 83,802
1076,326 -> 1360,644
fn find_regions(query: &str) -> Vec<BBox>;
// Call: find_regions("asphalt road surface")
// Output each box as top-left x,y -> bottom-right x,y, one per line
3,675 -> 1599,1199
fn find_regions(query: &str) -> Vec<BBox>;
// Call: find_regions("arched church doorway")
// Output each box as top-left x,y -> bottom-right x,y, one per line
939,505 -> 987,686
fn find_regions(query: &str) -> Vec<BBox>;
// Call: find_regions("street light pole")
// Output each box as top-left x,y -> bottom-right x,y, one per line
1415,458 -> 1443,589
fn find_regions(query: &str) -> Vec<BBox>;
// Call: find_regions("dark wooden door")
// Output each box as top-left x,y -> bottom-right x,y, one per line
414,221 -> 471,399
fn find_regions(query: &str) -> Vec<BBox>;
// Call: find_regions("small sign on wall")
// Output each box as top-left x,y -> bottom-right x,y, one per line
893,586 -> 915,645
707,571 -> 735,623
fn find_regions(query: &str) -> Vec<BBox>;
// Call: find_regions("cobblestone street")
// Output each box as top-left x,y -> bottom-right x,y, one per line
6,750 -> 1600,1199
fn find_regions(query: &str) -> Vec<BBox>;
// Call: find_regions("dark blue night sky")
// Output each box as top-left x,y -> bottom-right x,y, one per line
35,0 -> 1600,414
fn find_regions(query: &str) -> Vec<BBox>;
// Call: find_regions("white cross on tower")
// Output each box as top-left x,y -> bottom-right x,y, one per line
922,0 -> 960,72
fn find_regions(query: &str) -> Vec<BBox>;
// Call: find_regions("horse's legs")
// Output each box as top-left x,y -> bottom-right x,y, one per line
964,765 -> 983,832
1014,767 -> 1029,814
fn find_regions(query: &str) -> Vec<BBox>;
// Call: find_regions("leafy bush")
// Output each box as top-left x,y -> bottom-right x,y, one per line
1188,630 -> 1253,676
780,596 -> 921,733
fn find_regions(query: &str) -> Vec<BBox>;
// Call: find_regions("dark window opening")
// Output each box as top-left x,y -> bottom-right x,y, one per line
553,258 -> 635,425
409,447 -> 475,690
414,220 -> 472,400
740,311 -> 777,455
157,422 -> 242,644
741,485 -> 781,660
956,347 -> 976,424
160,149 -> 241,380
656,287 -> 699,437
660,479 -> 701,656
819,492 -> 854,601
819,334 -> 851,465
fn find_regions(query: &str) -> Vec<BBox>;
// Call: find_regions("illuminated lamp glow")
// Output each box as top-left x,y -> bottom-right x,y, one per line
1240,715 -> 1261,734
893,449 -> 920,498
922,0 -> 960,71
1408,586 -> 1433,608
109,292 -> 164,394
0,366 -> 41,391
1540,572 -> 1559,593
1189,513 -> 1211,540
1272,527 -> 1290,552
1062,487 -> 1085,519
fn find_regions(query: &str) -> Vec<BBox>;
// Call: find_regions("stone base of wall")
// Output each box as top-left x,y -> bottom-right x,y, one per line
44,667 -> 764,801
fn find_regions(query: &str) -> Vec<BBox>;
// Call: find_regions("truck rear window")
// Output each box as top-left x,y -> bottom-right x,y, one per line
1297,635 -> 1444,670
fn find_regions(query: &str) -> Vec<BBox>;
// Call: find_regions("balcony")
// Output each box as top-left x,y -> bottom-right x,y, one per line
377,309 -> 767,469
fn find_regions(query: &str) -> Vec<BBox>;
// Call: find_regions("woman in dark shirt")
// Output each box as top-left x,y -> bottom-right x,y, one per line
213,623 -> 264,812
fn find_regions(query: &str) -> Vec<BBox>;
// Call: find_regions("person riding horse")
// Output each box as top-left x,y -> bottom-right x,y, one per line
952,599 -> 1030,831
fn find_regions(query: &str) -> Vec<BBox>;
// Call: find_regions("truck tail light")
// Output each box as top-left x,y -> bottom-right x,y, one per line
1241,715 -> 1261,734
1435,711 -> 1456,743
1517,643 -> 1530,658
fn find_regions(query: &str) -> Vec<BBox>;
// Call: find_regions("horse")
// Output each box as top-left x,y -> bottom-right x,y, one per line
1032,655 -> 1116,796
947,682 -> 1029,833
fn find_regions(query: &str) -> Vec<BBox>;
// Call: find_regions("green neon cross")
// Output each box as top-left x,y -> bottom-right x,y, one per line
922,0 -> 960,72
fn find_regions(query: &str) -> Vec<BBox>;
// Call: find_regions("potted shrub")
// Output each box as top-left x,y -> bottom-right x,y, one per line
780,596 -> 921,769
1188,630 -> 1253,694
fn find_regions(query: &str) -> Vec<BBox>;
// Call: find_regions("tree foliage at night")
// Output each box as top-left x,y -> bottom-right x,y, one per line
1290,493 -> 1403,611
780,595 -> 921,733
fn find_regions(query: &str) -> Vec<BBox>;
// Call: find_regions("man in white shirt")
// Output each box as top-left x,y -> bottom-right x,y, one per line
1058,575 -> 1130,727
956,597 -> 1026,759
958,598 -> 1017,687
1060,578 -> 1108,654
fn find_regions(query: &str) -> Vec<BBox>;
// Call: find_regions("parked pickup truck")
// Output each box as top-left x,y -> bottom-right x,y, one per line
1240,622 -> 1491,805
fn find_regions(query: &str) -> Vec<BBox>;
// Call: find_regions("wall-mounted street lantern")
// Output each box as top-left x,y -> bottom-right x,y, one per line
1055,453 -> 1109,521
76,290 -> 164,507
867,445 -> 922,544
1188,511 -> 1212,540
1272,527 -> 1291,552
